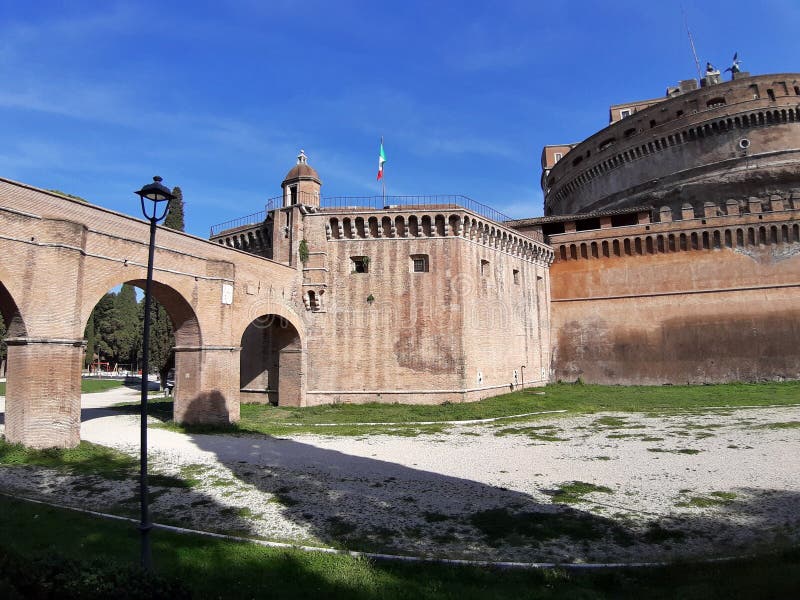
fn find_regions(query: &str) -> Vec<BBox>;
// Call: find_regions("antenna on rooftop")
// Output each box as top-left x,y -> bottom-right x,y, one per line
682,6 -> 702,81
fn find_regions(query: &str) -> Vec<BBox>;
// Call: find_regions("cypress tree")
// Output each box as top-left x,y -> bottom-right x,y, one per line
164,186 -> 185,231
114,284 -> 140,368
0,313 -> 6,374
83,314 -> 95,369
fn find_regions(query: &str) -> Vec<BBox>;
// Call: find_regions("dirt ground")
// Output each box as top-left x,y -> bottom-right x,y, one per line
1,387 -> 799,564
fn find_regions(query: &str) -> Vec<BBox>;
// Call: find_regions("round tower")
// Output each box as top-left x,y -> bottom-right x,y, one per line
281,150 -> 321,208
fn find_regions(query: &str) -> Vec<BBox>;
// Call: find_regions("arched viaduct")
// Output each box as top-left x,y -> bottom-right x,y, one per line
0,177 -> 306,448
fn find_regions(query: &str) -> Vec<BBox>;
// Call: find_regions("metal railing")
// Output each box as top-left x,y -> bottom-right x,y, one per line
210,193 -> 513,236
210,210 -> 267,237
319,194 -> 513,223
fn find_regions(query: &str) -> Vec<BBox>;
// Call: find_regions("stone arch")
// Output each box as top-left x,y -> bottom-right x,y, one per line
448,214 -> 460,236
329,218 -> 341,240
239,312 -> 304,407
0,280 -> 27,340
368,216 -> 380,238
342,218 -> 354,239
408,215 -> 420,237
381,216 -> 393,237
355,217 -> 366,238
435,214 -> 446,236
81,279 -> 202,349
421,215 -> 432,236
395,215 -> 407,237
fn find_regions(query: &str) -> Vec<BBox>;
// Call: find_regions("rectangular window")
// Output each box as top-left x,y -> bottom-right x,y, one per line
480,259 -> 489,276
513,269 -> 520,284
351,256 -> 369,273
553,152 -> 563,163
620,109 -> 631,119
410,254 -> 429,272
767,88 -> 776,101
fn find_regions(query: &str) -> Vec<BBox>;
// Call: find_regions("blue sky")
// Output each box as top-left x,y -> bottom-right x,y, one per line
1,0 -> 799,237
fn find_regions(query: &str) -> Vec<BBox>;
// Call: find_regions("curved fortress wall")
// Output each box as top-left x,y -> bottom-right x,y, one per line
545,74 -> 800,217
546,198 -> 800,384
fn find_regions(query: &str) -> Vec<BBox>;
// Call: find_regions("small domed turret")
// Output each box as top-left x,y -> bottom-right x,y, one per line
281,150 -> 321,207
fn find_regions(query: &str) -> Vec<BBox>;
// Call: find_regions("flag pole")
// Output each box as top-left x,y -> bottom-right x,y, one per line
381,136 -> 386,206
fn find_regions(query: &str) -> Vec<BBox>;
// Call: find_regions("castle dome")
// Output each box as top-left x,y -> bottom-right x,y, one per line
281,150 -> 321,207
282,150 -> 321,186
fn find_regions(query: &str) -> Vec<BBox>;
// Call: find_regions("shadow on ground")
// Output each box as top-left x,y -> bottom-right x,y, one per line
145,395 -> 800,562
2,394 -> 799,565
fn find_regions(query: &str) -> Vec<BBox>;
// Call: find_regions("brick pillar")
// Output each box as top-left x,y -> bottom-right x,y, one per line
5,337 -> 84,448
278,348 -> 305,407
173,346 -> 241,425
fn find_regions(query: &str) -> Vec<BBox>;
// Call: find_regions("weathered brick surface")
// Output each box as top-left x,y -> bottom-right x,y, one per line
548,201 -> 800,384
0,177 -> 300,447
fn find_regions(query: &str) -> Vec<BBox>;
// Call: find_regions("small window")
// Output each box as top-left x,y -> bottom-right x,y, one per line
513,269 -> 520,284
767,88 -> 776,101
307,290 -> 319,310
351,256 -> 369,273
706,97 -> 726,108
649,119 -> 657,128
290,185 -> 298,205
676,109 -> 684,117
620,109 -> 631,119
750,84 -> 760,99
598,137 -> 616,151
410,254 -> 429,273
794,85 -> 800,96
480,259 -> 489,275
553,152 -> 562,163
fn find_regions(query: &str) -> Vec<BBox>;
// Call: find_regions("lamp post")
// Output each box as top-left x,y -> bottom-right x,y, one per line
134,175 -> 175,571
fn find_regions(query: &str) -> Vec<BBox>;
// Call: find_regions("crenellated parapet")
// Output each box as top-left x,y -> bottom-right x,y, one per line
549,194 -> 800,262
322,208 -> 554,266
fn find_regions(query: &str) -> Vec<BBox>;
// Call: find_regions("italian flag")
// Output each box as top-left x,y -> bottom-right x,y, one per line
377,139 -> 386,181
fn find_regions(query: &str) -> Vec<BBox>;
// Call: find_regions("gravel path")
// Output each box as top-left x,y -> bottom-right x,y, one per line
2,388 -> 799,563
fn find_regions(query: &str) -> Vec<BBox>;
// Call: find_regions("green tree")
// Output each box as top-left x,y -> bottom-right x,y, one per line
0,312 -> 7,371
139,299 -> 174,379
92,293 -> 117,365
83,314 -> 95,369
164,186 -> 184,231
114,284 -> 140,367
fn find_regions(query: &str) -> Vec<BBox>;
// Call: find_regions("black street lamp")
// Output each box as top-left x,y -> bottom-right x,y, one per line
134,175 -> 175,571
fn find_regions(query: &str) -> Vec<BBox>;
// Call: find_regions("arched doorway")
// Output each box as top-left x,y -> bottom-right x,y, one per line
80,279 -> 203,425
0,281 -> 26,376
0,281 -> 28,434
240,315 -> 304,406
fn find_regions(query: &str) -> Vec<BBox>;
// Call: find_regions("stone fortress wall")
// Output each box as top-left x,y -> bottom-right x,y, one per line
544,196 -> 800,384
213,157 -> 554,406
544,73 -> 800,217
299,208 -> 552,405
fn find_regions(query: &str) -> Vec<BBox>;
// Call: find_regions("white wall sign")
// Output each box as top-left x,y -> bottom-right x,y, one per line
221,283 -> 234,305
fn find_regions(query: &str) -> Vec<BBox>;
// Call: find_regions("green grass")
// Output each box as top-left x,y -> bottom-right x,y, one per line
677,491 -> 738,508
757,421 -> 800,430
550,481 -> 614,504
109,381 -> 800,437
2,495 -> 799,599
0,437 -> 137,479
0,377 -> 124,396
494,425 -> 565,441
